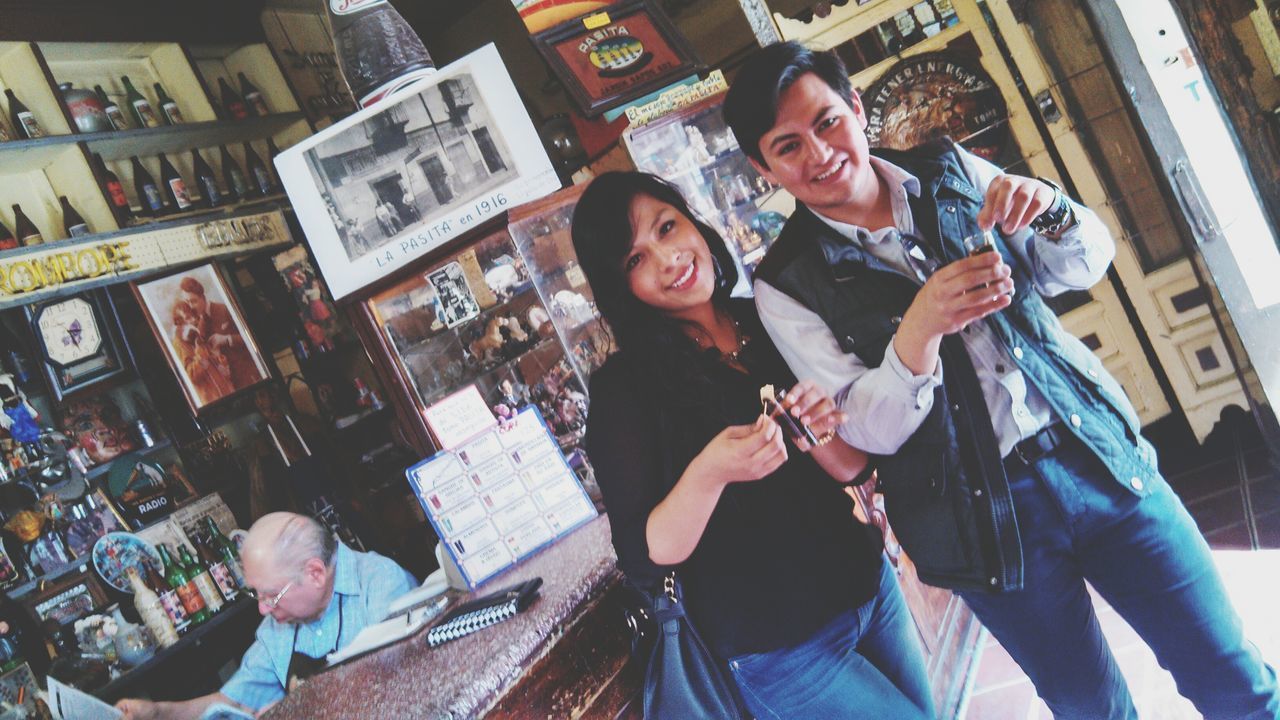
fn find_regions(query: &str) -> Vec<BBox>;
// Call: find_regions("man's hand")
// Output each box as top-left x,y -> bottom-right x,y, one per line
977,175 -> 1057,234
116,698 -> 161,720
905,251 -> 1013,337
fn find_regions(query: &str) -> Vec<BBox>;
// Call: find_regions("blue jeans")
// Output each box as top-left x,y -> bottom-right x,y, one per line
960,432 -> 1279,720
727,557 -> 935,719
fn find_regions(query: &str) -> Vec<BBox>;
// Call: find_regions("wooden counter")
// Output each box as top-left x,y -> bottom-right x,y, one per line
262,516 -> 643,719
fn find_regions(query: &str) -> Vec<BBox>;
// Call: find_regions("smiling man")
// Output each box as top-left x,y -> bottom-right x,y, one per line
116,512 -> 415,720
723,41 -> 1279,719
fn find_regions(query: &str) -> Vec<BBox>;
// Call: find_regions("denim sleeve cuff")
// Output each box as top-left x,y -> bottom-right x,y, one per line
884,335 -> 943,410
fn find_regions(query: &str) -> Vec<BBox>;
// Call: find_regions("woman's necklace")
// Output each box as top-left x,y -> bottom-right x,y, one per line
693,314 -> 749,361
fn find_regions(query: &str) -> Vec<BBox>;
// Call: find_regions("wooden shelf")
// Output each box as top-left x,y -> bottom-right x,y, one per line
0,113 -> 304,172
86,113 -> 305,163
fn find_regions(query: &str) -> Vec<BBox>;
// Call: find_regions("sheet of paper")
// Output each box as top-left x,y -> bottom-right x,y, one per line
326,598 -> 448,666
48,676 -> 122,720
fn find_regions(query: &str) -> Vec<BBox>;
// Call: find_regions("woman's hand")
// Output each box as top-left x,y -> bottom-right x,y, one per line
691,415 -> 788,487
778,380 -> 846,452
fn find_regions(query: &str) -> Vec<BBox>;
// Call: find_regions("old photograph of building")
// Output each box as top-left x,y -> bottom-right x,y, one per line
304,73 -> 516,261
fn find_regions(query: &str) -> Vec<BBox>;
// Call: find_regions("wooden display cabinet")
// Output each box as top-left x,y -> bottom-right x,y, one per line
352,185 -> 607,460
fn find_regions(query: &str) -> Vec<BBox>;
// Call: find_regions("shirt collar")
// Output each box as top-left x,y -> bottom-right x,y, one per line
331,543 -> 361,597
810,156 -> 922,245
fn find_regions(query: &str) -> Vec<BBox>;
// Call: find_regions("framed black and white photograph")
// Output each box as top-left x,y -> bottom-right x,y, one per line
428,262 -> 481,329
276,43 -> 560,300
25,290 -> 131,401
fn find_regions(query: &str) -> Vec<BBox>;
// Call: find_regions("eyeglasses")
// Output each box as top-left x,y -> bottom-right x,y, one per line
244,580 -> 294,609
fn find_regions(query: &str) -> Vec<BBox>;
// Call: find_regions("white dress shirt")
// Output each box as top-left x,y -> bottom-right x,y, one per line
754,150 -> 1116,457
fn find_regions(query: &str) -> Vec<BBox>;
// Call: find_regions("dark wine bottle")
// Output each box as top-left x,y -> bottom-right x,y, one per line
325,0 -> 435,107
243,142 -> 273,196
12,204 -> 43,246
191,148 -> 222,208
122,76 -> 160,128
95,153 -> 133,224
131,155 -> 167,217
5,89 -> 43,139
95,85 -> 129,130
219,145 -> 250,201
238,72 -> 269,116
0,218 -> 16,250
154,83 -> 184,125
219,78 -> 249,121
59,196 -> 90,237
158,152 -> 194,212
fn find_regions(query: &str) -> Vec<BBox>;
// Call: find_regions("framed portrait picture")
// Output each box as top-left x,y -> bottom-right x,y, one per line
532,0 -> 700,117
275,43 -> 560,301
131,263 -> 272,414
24,290 -> 131,401
26,570 -> 108,627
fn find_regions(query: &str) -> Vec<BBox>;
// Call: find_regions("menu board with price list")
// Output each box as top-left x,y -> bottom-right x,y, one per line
406,405 -> 596,588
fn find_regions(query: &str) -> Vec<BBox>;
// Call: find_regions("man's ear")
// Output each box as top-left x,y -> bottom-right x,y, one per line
749,156 -> 778,186
849,89 -> 869,131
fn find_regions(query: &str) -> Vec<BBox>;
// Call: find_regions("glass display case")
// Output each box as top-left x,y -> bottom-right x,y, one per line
363,185 -> 612,454
623,93 -> 795,285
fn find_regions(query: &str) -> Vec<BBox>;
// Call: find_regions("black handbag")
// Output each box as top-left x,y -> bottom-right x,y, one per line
629,570 -> 748,720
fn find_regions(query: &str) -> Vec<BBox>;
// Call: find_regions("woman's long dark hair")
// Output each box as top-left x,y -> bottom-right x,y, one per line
571,172 -> 740,400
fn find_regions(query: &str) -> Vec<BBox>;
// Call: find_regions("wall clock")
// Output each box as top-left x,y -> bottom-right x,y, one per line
25,290 -> 130,400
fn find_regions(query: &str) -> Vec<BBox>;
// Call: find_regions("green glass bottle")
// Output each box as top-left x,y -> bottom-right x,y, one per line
121,75 -> 159,128
159,543 -> 208,624
204,517 -> 246,587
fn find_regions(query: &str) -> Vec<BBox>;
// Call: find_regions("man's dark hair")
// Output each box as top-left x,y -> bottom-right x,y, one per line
723,41 -> 855,167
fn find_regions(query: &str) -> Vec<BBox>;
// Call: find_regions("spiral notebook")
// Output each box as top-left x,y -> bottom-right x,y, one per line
426,577 -> 543,647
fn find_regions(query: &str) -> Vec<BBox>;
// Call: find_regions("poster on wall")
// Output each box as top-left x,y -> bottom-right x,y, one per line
532,0 -> 700,117
132,263 -> 272,413
276,43 -> 560,300
862,52 -> 1010,161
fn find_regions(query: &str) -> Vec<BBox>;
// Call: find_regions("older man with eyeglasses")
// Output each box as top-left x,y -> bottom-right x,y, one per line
117,512 -> 416,719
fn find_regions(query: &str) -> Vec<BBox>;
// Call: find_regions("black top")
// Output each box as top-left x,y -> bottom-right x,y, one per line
586,301 -> 883,659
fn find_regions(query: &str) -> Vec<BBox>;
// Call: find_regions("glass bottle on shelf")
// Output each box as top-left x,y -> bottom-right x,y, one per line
121,76 -> 159,129
0,219 -> 16,250
239,72 -> 269,117
196,535 -> 238,601
160,543 -> 208,625
59,196 -> 89,237
178,544 -> 225,613
243,142 -> 273,196
218,78 -> 249,121
12,204 -> 42,246
203,517 -> 245,588
158,152 -> 193,212
126,566 -> 179,648
5,89 -> 42,139
131,156 -> 166,217
144,557 -> 189,633
219,145 -> 250,202
95,153 -> 133,225
191,148 -> 222,208
154,83 -> 183,125
95,85 -> 128,130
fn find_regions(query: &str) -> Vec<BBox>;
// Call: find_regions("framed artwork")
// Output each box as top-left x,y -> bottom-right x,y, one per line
132,263 -> 272,413
532,0 -> 700,117
863,52 -> 1011,161
26,570 -> 107,627
24,290 -> 130,401
58,394 -> 137,466
275,43 -> 559,301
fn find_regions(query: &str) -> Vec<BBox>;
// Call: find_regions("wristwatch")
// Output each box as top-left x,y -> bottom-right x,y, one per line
1030,177 -> 1075,236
